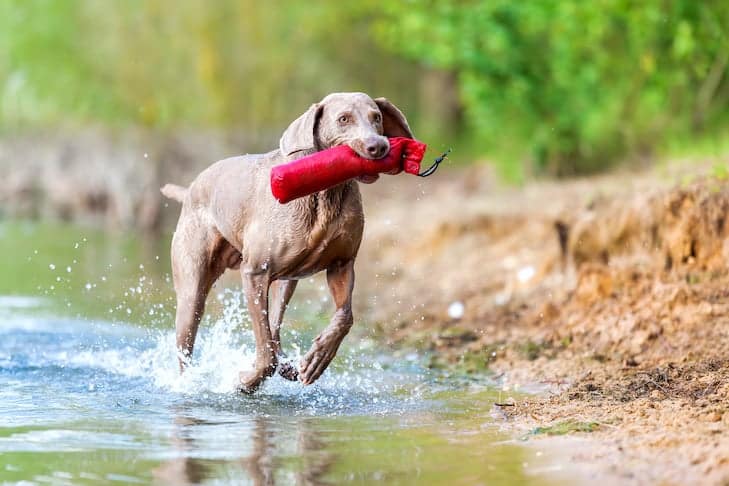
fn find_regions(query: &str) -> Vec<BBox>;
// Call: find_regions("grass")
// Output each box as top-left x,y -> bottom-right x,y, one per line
659,128 -> 729,163
425,344 -> 502,375
456,347 -> 494,373
518,340 -> 553,361
525,420 -> 600,439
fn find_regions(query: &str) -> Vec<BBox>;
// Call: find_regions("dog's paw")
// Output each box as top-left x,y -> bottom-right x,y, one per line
278,361 -> 299,381
299,334 -> 343,385
235,382 -> 256,395
237,369 -> 271,394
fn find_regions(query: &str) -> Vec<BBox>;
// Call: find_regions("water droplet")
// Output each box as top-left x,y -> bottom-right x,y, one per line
517,265 -> 535,283
447,301 -> 465,319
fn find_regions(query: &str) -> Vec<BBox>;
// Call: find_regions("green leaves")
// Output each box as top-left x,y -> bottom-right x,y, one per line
1,0 -> 727,178
374,0 -> 729,176
0,0 -> 424,132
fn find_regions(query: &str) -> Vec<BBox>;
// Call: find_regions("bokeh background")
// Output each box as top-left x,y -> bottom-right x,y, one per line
0,0 -> 728,230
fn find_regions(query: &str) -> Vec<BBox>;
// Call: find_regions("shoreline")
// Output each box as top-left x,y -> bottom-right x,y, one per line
356,156 -> 729,485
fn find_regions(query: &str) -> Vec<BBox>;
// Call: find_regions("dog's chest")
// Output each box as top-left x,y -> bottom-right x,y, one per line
273,187 -> 364,279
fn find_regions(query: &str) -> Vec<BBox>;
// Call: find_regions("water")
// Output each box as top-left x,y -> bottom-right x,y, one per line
0,221 -> 554,485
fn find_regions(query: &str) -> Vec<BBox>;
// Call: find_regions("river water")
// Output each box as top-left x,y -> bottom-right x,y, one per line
0,221 -> 557,485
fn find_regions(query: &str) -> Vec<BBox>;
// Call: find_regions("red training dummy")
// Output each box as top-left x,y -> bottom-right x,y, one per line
270,137 -> 427,204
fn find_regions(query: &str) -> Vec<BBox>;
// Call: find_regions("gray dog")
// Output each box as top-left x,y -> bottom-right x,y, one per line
161,92 -> 413,392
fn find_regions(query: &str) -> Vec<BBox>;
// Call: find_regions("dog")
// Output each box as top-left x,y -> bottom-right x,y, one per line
161,92 -> 414,392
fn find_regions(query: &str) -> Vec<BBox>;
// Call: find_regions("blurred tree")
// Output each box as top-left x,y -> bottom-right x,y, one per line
373,0 -> 729,176
0,1 -> 727,178
0,0 -> 427,138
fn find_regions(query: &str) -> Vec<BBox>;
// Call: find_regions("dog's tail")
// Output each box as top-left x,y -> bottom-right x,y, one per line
160,183 -> 188,203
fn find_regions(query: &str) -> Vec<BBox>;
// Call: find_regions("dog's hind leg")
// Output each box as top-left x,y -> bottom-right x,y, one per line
269,279 -> 298,380
171,211 -> 227,372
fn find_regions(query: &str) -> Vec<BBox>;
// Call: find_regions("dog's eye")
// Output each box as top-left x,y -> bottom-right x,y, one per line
338,115 -> 349,124
373,113 -> 382,124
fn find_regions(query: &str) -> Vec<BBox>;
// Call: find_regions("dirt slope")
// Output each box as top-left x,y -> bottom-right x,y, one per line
356,158 -> 729,485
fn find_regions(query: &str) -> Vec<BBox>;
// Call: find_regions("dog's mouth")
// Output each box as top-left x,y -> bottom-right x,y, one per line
357,174 -> 380,184
348,139 -> 390,160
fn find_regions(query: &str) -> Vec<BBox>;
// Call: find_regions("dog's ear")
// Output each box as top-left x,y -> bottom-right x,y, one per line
374,97 -> 414,138
280,103 -> 324,156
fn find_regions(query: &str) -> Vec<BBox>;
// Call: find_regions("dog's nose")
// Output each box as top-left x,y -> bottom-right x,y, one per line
365,139 -> 388,159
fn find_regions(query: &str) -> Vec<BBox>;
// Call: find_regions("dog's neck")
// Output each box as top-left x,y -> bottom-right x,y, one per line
285,146 -> 359,229
300,181 -> 355,227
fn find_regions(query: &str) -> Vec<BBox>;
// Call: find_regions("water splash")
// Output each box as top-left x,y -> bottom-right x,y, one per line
0,288 -> 427,416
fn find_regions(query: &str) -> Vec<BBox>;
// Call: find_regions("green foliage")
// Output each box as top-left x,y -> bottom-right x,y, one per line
712,163 -> 729,181
374,0 -> 729,176
519,340 -> 546,361
1,1 -> 727,177
0,0 -> 424,133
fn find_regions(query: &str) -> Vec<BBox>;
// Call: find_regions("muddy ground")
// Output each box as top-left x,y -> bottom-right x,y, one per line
356,157 -> 729,485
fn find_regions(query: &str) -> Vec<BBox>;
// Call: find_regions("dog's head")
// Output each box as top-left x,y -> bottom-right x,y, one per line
279,92 -> 413,175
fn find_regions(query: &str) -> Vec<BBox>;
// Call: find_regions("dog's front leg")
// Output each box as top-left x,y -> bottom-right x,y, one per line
238,272 -> 277,393
299,260 -> 355,385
